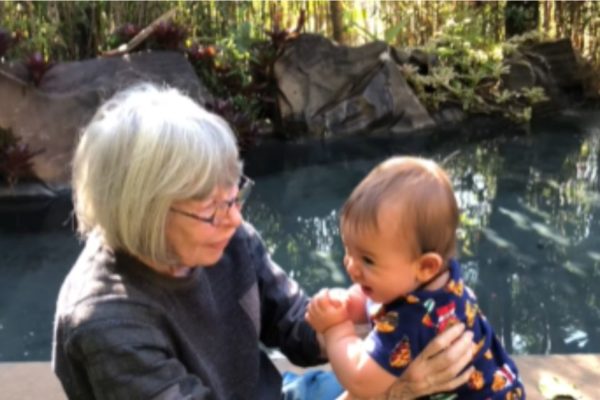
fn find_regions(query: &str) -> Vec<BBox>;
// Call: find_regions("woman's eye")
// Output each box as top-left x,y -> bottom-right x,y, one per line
200,210 -> 216,218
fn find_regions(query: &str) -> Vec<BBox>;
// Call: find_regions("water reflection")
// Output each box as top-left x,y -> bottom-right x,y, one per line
245,111 -> 600,355
446,143 -> 500,257
2,112 -> 600,361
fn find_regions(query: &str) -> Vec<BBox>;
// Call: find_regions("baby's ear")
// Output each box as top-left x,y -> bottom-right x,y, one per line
416,253 -> 443,283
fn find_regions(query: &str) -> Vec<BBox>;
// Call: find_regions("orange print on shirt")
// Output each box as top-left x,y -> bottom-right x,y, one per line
374,311 -> 399,333
446,279 -> 464,297
390,337 -> 412,368
465,301 -> 478,328
468,369 -> 485,390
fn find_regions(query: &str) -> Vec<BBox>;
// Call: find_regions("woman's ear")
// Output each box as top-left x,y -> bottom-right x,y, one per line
415,252 -> 443,283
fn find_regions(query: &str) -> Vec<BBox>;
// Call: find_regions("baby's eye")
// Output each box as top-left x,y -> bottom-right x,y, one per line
362,256 -> 375,266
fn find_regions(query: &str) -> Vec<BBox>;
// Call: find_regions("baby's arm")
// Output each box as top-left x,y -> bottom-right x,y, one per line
306,288 -> 350,333
307,290 -> 396,398
306,286 -> 368,335
323,322 -> 397,399
306,288 -> 395,398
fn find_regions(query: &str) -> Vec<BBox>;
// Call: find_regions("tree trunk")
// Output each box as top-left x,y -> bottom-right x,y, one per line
505,0 -> 539,38
544,0 -> 556,38
329,1 -> 345,44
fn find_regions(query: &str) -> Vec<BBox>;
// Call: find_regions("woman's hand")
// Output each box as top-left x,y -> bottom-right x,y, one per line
385,323 -> 474,399
306,288 -> 350,333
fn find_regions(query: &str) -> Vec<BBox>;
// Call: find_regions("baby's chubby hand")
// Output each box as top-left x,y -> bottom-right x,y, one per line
345,283 -> 368,324
305,288 -> 351,333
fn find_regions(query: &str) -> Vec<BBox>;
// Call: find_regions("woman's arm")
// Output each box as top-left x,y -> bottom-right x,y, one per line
59,319 -> 213,399
384,322 -> 474,400
247,224 -> 325,366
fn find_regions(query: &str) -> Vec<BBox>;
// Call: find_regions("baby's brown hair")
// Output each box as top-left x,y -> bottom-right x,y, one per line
340,156 -> 459,262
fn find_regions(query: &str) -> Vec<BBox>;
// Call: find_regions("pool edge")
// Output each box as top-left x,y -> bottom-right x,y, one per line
1,354 -> 598,399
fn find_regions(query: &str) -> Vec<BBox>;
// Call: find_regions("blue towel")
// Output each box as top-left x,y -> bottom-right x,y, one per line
282,370 -> 344,400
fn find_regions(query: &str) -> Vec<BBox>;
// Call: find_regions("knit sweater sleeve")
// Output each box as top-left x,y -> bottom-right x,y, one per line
243,223 -> 326,367
58,302 -> 213,400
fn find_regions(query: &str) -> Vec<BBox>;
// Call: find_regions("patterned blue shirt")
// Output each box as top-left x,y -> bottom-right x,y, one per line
365,259 -> 525,399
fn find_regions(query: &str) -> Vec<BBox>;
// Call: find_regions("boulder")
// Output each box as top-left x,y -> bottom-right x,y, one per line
318,56 -> 435,136
527,38 -> 582,97
502,57 -> 537,91
274,34 -> 433,137
0,51 -> 212,187
501,38 -> 584,115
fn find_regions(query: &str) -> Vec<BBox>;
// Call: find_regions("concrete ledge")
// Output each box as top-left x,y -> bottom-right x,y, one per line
1,355 -> 598,400
0,362 -> 65,400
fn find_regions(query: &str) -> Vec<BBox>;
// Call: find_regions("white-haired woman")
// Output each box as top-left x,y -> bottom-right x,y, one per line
52,83 -> 474,400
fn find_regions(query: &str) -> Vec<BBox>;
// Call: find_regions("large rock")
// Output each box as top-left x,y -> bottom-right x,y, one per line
0,51 -> 212,187
274,34 -> 433,137
527,38 -> 582,96
321,57 -> 434,136
502,38 -> 584,115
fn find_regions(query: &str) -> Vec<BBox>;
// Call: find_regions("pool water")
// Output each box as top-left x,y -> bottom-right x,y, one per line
1,109 -> 600,361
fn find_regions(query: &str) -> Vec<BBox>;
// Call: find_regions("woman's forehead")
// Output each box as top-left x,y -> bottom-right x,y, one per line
197,182 -> 237,201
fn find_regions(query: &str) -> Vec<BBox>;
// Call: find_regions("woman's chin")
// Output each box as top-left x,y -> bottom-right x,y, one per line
177,254 -> 218,269
198,249 -> 226,267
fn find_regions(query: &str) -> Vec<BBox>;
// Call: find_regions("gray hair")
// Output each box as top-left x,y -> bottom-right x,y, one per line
72,83 -> 241,265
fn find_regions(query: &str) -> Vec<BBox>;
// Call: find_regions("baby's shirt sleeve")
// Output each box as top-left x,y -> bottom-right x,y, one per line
364,293 -> 464,377
364,299 -> 433,377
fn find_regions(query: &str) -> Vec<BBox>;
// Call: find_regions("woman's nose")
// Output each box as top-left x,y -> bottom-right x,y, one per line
223,203 -> 243,228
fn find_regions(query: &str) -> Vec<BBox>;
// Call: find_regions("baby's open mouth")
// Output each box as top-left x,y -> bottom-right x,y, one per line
361,285 -> 373,296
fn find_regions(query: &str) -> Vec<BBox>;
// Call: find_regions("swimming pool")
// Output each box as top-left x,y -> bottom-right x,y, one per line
1,109 -> 599,360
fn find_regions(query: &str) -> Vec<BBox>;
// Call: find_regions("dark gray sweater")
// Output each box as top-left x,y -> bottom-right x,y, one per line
52,223 -> 324,399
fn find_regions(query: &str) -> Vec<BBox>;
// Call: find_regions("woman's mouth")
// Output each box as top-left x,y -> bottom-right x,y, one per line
207,238 -> 230,251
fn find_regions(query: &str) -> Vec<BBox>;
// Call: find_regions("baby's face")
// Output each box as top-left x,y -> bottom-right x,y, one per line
342,205 -> 421,304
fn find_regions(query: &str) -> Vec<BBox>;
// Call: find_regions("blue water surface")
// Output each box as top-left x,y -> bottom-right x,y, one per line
1,109 -> 599,361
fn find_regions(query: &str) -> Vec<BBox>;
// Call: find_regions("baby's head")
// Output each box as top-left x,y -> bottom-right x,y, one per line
340,156 -> 459,302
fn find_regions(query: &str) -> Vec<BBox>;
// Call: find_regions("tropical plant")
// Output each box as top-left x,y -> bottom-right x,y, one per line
0,128 -> 44,188
0,27 -> 12,58
399,17 -> 550,123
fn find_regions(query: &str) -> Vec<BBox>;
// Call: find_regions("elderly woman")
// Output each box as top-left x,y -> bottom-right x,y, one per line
52,83 -> 474,400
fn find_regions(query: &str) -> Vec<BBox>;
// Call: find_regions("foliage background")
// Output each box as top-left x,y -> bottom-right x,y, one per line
1,2 -> 600,357
1,1 -> 599,65
1,1 -> 599,184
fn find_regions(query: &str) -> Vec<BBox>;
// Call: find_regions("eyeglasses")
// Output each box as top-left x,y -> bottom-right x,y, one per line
170,175 -> 254,226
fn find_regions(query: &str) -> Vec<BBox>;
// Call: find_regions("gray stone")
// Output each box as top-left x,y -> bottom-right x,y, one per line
0,51 -> 212,187
390,47 -> 410,65
320,58 -> 434,137
274,34 -> 388,136
501,38 -> 584,115
432,105 -> 466,126
274,34 -> 433,137
527,38 -> 581,94
502,57 -> 537,91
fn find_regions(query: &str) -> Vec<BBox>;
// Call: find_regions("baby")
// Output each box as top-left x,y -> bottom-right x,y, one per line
306,156 -> 524,400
